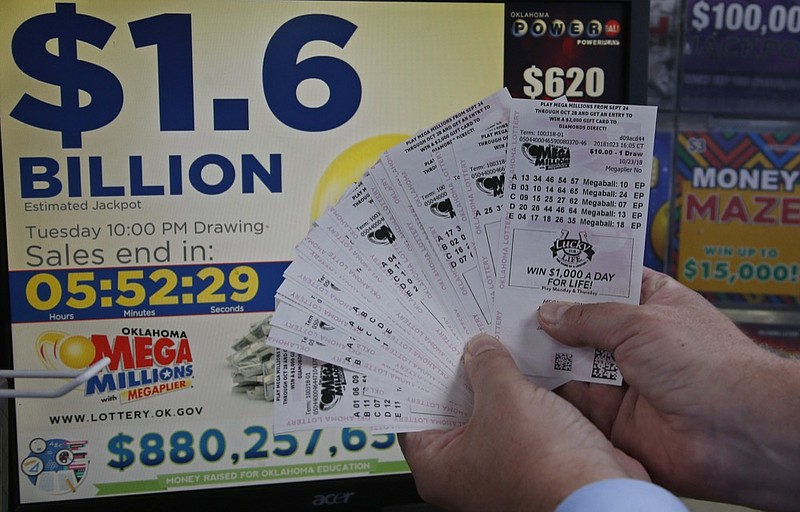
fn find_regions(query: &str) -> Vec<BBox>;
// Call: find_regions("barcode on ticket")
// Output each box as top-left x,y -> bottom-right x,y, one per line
591,349 -> 619,381
554,352 -> 573,372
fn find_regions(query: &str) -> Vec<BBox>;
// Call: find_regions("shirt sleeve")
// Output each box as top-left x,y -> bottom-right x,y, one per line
556,478 -> 689,512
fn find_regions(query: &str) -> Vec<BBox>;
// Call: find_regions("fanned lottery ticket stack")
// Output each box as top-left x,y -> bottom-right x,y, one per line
266,89 -> 657,433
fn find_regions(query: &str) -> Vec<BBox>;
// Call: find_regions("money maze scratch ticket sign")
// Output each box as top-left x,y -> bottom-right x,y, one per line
672,131 -> 800,305
0,0 -> 634,503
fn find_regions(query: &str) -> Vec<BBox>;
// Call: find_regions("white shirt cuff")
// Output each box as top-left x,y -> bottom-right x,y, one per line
556,478 -> 689,512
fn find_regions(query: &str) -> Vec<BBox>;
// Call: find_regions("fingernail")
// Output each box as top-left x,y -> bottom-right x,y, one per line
465,334 -> 500,359
538,302 -> 571,325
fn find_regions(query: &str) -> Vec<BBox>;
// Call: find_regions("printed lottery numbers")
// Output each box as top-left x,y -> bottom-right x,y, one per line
508,174 -> 579,223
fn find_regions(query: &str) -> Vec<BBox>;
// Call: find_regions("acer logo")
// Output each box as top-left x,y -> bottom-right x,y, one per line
312,491 -> 355,506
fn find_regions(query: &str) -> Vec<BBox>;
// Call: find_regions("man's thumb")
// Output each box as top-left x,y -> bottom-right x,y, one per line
538,301 -> 637,354
463,334 -> 528,400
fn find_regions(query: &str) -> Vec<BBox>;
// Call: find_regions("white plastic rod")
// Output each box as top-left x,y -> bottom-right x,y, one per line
0,357 -> 111,399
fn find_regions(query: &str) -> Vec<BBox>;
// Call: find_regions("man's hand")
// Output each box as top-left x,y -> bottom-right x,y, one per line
399,334 -> 648,512
539,268 -> 800,511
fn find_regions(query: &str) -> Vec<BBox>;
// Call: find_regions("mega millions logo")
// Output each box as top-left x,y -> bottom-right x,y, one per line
36,328 -> 194,403
522,142 -> 570,171
318,362 -> 346,412
367,225 -> 396,245
476,174 -> 505,197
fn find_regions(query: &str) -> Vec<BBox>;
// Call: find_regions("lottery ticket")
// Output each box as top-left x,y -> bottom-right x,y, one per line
268,89 -> 658,432
272,348 -> 407,432
380,90 -> 511,334
266,323 -> 466,420
268,305 -> 411,388
305,196 -> 464,372
447,121 -> 509,314
448,98 -> 569,313
269,304 -> 380,364
279,256 -> 476,410
362,164 -> 474,341
430,145 -> 493,327
277,260 -> 459,394
272,285 -> 443,399
273,349 -> 465,433
494,99 -> 657,384
268,302 -> 468,412
294,223 -> 454,369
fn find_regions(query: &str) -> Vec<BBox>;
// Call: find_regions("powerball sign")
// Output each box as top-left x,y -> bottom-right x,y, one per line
0,1 -> 504,503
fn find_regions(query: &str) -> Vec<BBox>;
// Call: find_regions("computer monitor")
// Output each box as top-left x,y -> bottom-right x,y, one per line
0,1 -> 647,510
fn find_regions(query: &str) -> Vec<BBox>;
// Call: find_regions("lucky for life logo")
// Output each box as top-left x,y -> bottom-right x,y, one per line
20,437 -> 89,494
550,230 -> 594,267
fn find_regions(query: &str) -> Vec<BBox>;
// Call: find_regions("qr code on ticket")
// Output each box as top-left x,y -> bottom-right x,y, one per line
591,349 -> 619,380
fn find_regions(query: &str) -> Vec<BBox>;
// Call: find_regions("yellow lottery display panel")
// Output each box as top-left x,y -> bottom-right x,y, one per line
1,1 -> 502,503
